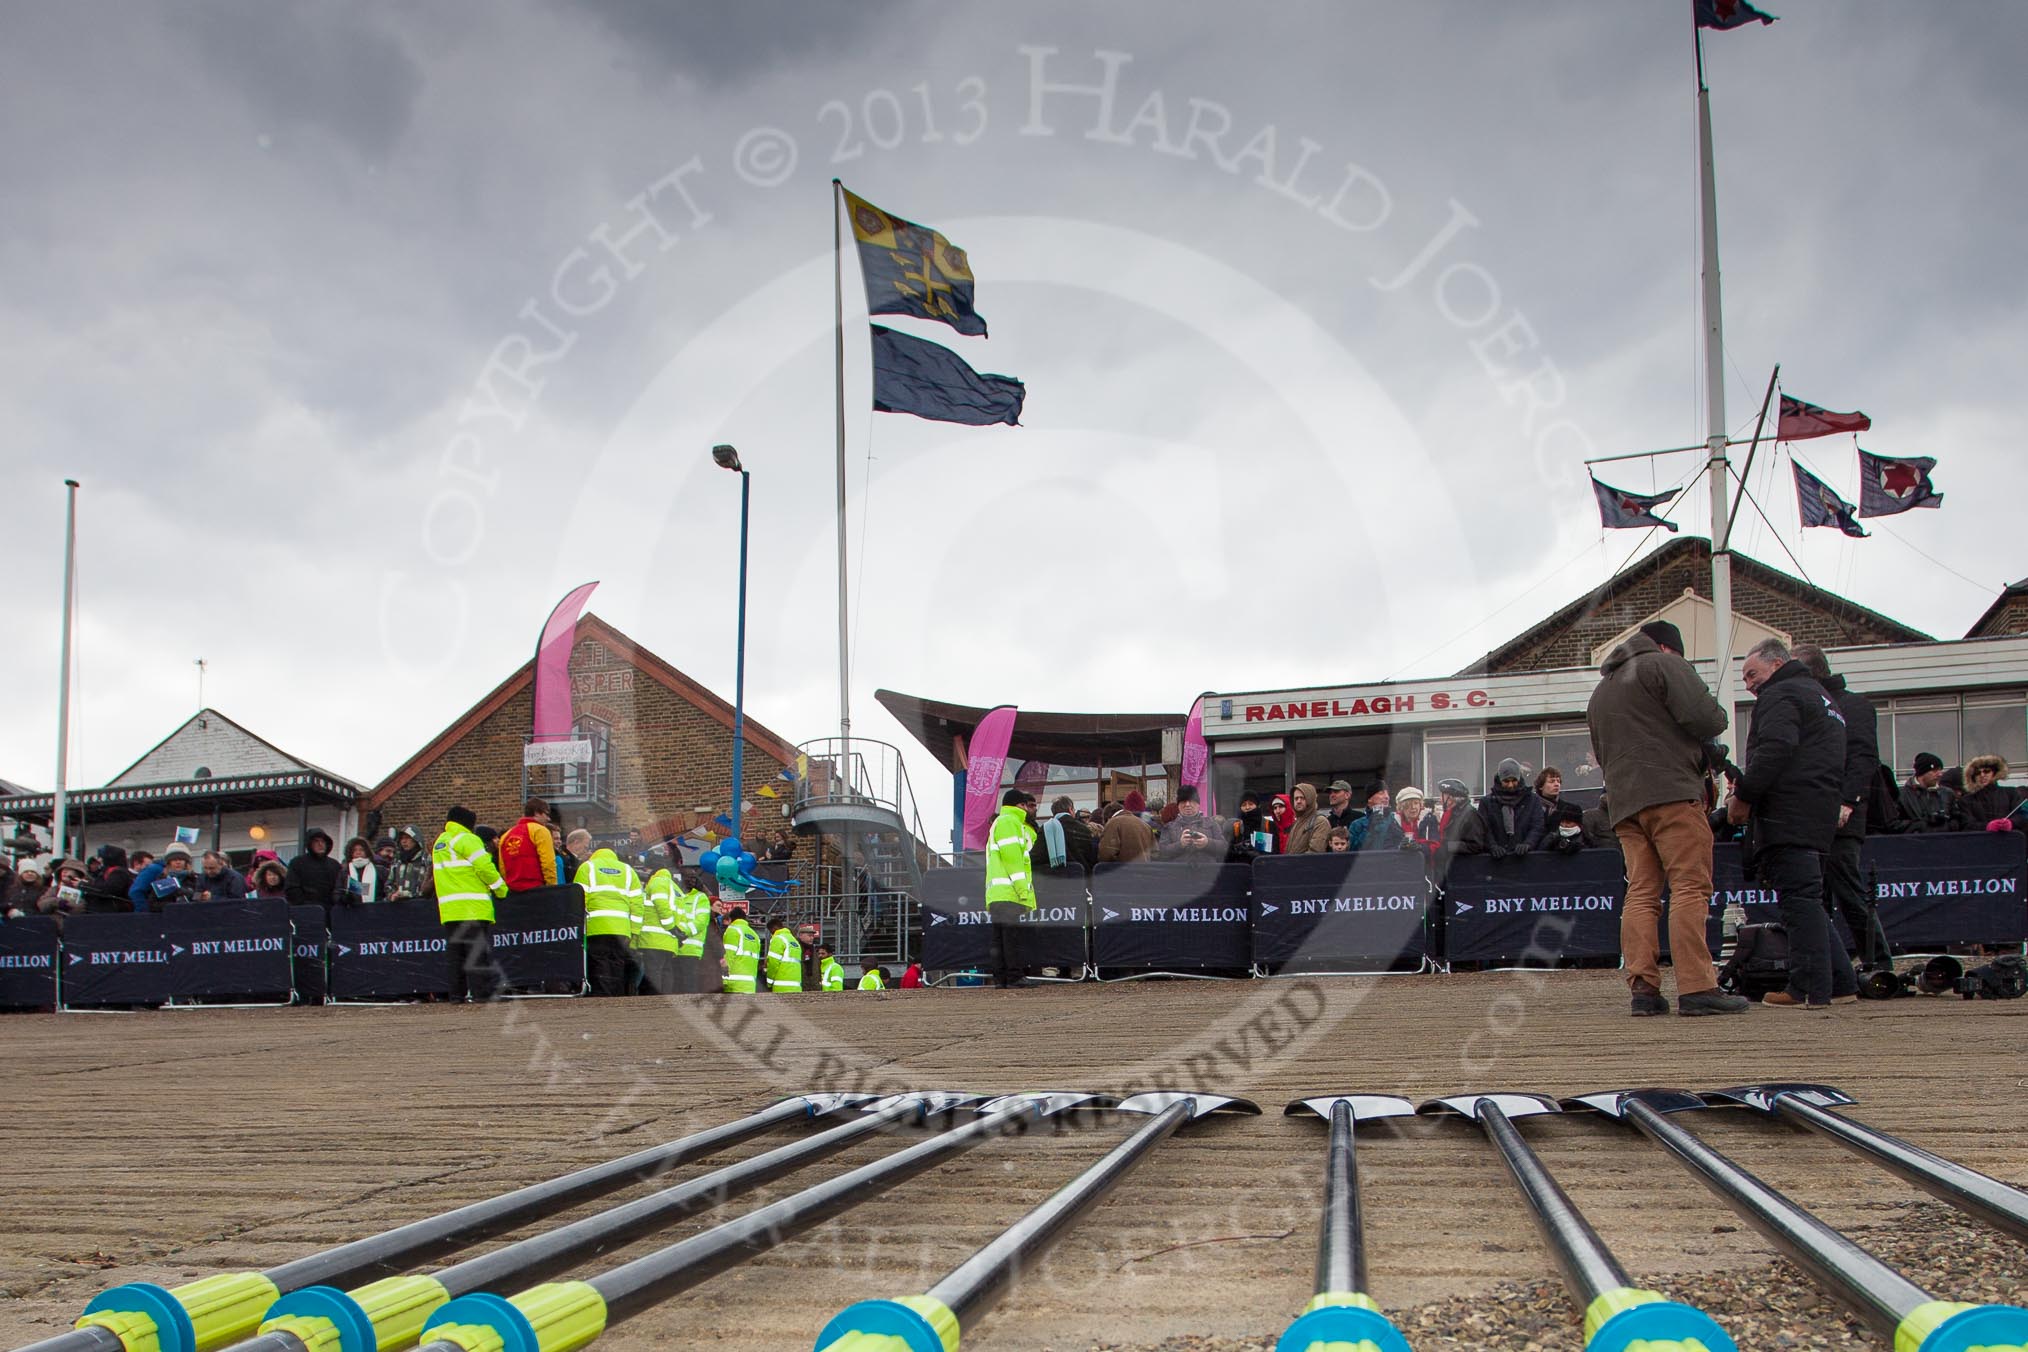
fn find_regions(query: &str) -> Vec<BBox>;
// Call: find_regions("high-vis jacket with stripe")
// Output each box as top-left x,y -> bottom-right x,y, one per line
721,917 -> 761,992
433,821 -> 507,924
857,969 -> 886,990
635,869 -> 681,954
672,887 -> 711,957
819,956 -> 845,991
764,927 -> 803,992
574,849 -> 642,939
984,804 -> 1038,910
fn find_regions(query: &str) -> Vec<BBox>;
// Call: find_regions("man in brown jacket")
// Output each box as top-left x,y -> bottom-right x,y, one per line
1585,620 -> 1749,1017
1097,791 -> 1156,864
1284,782 -> 1333,854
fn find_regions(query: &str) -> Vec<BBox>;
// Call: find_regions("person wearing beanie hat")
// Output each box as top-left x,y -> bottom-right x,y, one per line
1588,606 -> 1744,1017
85,844 -> 136,913
127,843 -> 196,911
1638,619 -> 1686,656
1391,787 -> 1429,849
1475,760 -> 1548,860
1898,751 -> 1956,833
1098,789 -> 1157,863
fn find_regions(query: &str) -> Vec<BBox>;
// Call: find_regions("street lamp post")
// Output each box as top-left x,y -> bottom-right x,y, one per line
712,445 -> 750,841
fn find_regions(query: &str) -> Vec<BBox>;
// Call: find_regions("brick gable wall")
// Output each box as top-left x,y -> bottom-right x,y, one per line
371,632 -> 799,857
1488,546 -> 1923,673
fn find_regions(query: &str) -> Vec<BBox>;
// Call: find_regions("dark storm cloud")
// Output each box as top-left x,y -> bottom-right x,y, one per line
563,0 -> 913,84
173,1 -> 423,162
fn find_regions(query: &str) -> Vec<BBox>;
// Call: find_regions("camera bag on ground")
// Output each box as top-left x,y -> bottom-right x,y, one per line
1717,922 -> 1790,999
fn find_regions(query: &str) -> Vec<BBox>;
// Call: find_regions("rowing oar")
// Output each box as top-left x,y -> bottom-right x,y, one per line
20,1095 -> 848,1352
812,1091 -> 1261,1351
1700,1083 -> 2028,1244
404,1093 -> 1111,1352
214,1093 -> 980,1352
1421,1093 -> 1735,1352
1272,1095 -> 1416,1352
1567,1089 -> 2028,1352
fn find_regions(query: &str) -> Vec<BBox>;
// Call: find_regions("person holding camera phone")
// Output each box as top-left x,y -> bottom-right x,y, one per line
1157,786 -> 1225,861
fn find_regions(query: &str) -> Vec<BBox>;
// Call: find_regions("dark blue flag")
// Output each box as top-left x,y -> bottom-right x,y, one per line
1857,449 -> 1943,518
870,325 -> 1025,427
844,187 -> 988,337
1592,477 -> 1680,532
1792,461 -> 1867,538
1696,0 -> 1777,29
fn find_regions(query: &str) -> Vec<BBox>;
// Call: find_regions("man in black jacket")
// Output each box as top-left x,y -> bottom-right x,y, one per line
1897,752 -> 1957,832
1794,644 -> 1892,971
285,827 -> 344,908
1728,638 -> 1852,1008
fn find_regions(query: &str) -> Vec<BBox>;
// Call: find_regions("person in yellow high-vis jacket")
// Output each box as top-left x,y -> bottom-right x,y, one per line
720,904 -> 761,993
817,944 -> 845,991
985,789 -> 1039,989
572,831 -> 641,996
670,870 -> 711,993
856,965 -> 888,990
762,915 -> 803,993
434,806 -> 508,1002
634,867 -> 682,995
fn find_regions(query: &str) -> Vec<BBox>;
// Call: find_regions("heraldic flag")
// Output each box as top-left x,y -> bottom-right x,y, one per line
843,187 -> 988,336
1777,394 -> 1871,442
1695,0 -> 1777,29
1792,461 -> 1867,538
871,325 -> 1025,427
1592,477 -> 1681,532
1857,449 -> 1944,518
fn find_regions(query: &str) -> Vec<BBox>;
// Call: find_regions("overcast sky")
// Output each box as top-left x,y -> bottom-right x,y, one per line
4,1 -> 2023,837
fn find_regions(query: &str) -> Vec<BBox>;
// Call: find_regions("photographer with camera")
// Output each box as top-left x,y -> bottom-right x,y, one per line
1587,620 -> 1747,1017
1897,752 -> 1956,832
1727,638 -> 1853,1010
1157,787 -> 1224,863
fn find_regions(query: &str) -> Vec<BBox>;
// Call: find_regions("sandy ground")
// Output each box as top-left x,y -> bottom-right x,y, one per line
1,972 -> 2024,1352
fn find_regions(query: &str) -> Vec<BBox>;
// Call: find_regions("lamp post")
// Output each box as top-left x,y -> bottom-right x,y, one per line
712,445 -> 750,841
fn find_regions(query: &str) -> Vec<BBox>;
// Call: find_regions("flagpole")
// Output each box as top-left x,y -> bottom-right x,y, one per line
832,179 -> 852,777
1722,363 -> 1779,549
53,479 -> 79,859
1695,28 -> 1738,716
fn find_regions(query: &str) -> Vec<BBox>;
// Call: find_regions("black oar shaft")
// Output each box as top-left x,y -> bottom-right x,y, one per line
1314,1100 -> 1367,1298
1775,1098 -> 2028,1243
576,1108 -> 1029,1326
434,1099 -> 915,1296
266,1097 -> 810,1291
1478,1104 -> 1630,1307
1623,1098 -> 1928,1337
927,1102 -> 1190,1330
11,1100 -> 812,1352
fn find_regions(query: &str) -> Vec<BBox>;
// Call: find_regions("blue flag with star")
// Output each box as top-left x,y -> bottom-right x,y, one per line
843,187 -> 987,337
1592,477 -> 1680,532
1792,460 -> 1867,538
870,325 -> 1024,426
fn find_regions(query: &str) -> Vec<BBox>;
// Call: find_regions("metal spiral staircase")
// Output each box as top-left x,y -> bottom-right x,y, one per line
787,737 -> 936,965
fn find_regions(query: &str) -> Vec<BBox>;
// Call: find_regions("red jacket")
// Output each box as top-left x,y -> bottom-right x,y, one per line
498,817 -> 557,891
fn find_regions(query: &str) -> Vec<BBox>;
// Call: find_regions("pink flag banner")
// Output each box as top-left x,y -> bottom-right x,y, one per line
1182,698 -> 1214,816
960,704 -> 1019,851
531,581 -> 598,742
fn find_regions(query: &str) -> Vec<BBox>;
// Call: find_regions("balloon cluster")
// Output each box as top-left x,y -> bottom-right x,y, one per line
697,837 -> 795,896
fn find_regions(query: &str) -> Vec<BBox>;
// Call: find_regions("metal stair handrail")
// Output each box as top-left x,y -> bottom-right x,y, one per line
790,737 -> 935,863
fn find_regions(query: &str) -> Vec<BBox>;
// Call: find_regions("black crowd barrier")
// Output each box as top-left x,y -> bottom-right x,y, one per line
918,868 -> 1087,973
1252,852 -> 1430,972
913,831 -> 2025,977
1092,861 -> 1251,971
0,887 -> 586,1009
327,888 -> 586,999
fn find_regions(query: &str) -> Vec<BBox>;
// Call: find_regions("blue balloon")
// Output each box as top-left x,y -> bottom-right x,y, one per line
719,837 -> 743,858
715,855 -> 741,882
738,851 -> 757,870
698,850 -> 721,872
